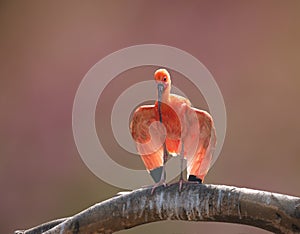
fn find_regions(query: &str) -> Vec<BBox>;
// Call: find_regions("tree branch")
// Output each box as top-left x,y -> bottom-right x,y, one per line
15,184 -> 300,234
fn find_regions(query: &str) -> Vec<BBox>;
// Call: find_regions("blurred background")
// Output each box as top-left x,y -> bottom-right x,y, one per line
1,1 -> 300,233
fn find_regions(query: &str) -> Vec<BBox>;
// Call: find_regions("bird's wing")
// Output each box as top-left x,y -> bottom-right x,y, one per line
130,105 -> 164,171
130,105 -> 157,143
185,107 -> 217,179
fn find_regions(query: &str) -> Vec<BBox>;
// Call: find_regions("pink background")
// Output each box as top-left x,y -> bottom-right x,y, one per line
1,1 -> 299,233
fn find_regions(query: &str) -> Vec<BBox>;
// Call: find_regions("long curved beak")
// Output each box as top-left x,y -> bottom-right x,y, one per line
157,83 -> 164,123
157,83 -> 164,103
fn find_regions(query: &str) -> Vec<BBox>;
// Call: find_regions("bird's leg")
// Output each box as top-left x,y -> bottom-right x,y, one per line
176,142 -> 200,192
178,141 -> 185,192
151,143 -> 168,194
162,142 -> 168,180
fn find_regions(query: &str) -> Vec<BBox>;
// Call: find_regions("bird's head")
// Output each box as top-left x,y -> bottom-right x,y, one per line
154,68 -> 171,102
154,68 -> 171,86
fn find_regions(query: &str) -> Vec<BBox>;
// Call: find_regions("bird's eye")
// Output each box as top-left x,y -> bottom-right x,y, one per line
163,77 -> 167,81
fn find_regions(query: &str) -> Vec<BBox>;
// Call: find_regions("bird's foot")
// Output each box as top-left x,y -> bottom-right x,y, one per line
151,180 -> 167,195
173,179 -> 196,192
178,178 -> 185,192
169,175 -> 202,192
141,180 -> 167,194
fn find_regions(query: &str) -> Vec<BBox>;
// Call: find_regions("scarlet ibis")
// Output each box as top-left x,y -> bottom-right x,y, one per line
130,68 -> 216,191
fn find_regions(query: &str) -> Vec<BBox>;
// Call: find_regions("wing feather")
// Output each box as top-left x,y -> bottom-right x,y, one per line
130,105 -> 164,171
185,107 -> 217,179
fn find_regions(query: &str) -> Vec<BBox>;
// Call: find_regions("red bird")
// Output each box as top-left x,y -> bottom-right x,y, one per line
130,68 -> 216,191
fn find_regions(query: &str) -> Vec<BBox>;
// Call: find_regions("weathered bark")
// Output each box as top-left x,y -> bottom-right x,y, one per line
15,183 -> 300,234
15,218 -> 68,234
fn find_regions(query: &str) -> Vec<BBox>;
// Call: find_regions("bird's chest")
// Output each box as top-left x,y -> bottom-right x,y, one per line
155,103 -> 185,139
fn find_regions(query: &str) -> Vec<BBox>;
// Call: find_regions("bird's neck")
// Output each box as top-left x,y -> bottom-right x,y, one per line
161,87 -> 171,103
